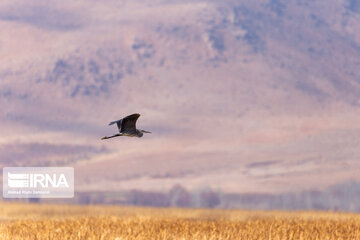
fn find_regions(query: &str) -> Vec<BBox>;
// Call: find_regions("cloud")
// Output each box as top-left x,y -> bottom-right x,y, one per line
5,113 -> 104,136
0,142 -> 108,167
0,4 -> 84,31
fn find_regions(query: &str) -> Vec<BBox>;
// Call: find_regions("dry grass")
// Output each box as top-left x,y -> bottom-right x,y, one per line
0,203 -> 360,239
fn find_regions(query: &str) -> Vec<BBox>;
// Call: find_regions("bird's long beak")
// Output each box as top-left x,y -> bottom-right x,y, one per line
141,130 -> 152,133
101,136 -> 108,140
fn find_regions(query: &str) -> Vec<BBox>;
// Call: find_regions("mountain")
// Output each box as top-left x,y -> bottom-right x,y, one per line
1,0 -> 360,196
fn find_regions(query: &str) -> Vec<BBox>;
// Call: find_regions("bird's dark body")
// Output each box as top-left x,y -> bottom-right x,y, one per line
122,129 -> 143,137
101,113 -> 150,139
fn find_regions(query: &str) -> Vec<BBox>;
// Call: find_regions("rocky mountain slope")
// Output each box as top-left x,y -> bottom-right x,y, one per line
1,0 -> 360,194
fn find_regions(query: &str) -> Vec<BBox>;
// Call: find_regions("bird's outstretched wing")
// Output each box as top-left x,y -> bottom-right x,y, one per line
108,113 -> 140,132
120,113 -> 140,133
108,119 -> 122,131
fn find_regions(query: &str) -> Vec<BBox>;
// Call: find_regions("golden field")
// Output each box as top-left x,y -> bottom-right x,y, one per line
0,203 -> 360,239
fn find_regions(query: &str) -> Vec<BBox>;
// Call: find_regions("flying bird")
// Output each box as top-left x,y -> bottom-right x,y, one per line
101,113 -> 151,140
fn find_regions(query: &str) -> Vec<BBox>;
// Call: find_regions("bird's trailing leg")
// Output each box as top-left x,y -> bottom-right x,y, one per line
101,133 -> 122,140
141,130 -> 152,133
